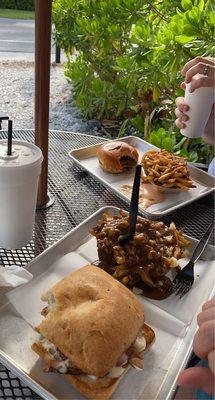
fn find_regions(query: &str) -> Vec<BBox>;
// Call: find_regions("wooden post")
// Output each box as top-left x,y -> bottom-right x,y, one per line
35,0 -> 52,207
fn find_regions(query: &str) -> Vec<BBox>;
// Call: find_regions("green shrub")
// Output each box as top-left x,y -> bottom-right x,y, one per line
53,0 -> 215,164
0,0 -> 34,11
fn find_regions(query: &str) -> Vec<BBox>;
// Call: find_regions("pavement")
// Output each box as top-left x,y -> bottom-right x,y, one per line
0,18 -> 65,62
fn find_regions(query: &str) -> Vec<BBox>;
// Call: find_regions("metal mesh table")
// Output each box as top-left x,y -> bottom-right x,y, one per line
0,129 -> 214,400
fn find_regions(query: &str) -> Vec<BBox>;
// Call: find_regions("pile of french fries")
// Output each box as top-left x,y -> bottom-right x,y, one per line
141,150 -> 195,189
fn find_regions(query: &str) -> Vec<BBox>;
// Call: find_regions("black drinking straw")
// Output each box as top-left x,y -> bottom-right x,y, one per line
7,119 -> 13,156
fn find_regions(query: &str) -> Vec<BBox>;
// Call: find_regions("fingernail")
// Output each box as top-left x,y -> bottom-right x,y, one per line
180,82 -> 186,90
183,105 -> 189,112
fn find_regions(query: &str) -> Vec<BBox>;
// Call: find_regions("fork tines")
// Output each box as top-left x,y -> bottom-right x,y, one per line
172,280 -> 192,298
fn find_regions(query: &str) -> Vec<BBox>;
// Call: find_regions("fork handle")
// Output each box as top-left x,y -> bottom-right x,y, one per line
189,220 -> 214,265
129,164 -> 142,235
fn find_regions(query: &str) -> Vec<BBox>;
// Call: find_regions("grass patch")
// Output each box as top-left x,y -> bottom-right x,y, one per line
0,8 -> 35,19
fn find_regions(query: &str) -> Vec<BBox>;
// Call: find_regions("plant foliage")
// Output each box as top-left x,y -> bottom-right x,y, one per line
53,0 -> 215,164
0,0 -> 34,11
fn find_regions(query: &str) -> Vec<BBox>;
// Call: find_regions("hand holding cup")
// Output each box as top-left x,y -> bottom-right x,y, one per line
175,57 -> 214,139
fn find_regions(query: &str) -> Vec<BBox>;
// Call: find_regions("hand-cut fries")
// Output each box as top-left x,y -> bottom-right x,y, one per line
141,150 -> 196,189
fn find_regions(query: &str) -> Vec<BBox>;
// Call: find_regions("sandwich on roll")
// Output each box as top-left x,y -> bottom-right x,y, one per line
32,264 -> 155,400
97,141 -> 139,173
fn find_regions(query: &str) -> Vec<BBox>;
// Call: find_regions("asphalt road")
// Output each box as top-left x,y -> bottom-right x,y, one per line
0,18 -> 61,60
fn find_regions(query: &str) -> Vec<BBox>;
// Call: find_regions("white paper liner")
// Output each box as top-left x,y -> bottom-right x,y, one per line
3,224 -> 214,400
7,253 -> 86,327
6,235 -> 215,338
77,237 -> 215,333
0,265 -> 33,287
78,154 -> 209,214
148,257 -> 215,326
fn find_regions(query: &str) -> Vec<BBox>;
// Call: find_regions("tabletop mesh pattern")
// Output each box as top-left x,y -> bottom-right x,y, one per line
0,365 -> 40,400
0,129 -> 214,400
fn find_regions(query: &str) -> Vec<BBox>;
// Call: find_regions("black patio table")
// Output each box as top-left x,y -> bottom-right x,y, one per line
0,129 -> 214,400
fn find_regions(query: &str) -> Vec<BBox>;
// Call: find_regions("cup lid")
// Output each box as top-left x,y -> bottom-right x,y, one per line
0,140 -> 43,168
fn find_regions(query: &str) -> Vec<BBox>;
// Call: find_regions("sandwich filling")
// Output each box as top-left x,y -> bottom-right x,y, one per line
37,329 -> 147,379
120,156 -> 137,169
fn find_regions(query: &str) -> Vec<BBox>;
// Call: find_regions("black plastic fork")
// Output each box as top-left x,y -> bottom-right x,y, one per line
118,164 -> 142,246
172,220 -> 214,298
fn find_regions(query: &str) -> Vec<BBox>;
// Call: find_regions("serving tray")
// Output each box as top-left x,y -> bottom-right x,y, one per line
68,136 -> 215,218
0,206 -> 214,400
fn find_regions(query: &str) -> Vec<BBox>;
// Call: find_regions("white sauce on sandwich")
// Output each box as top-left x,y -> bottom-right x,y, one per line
40,331 -> 146,378
48,293 -> 56,310
133,335 -> 146,353
87,375 -> 99,381
87,366 -> 126,381
43,339 -> 57,352
42,339 -> 69,367
108,366 -> 126,378
55,359 -> 70,374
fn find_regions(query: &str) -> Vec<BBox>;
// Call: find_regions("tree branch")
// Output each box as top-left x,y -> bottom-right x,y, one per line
149,3 -> 169,23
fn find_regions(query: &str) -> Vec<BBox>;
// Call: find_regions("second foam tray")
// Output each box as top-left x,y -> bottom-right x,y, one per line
68,136 -> 214,218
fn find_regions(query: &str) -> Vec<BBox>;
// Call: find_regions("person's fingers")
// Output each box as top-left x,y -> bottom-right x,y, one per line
182,56 -> 215,76
202,298 -> 215,311
180,81 -> 186,90
178,367 -> 215,395
181,113 -> 188,122
193,320 -> 215,359
197,308 -> 215,326
185,62 -> 214,83
175,118 -> 185,129
174,109 -> 189,124
174,108 -> 180,118
175,97 -> 189,112
185,63 -> 202,82
189,76 -> 214,92
208,350 -> 215,375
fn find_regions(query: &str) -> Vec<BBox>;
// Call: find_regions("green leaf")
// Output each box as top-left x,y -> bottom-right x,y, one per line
181,0 -> 193,10
162,137 -> 174,151
132,114 -> 145,132
148,133 -> 162,148
179,149 -> 188,157
175,35 -> 197,44
152,84 -> 160,101
130,105 -> 139,113
116,99 -> 126,117
196,0 -> 205,12
173,136 -> 187,151
188,150 -> 198,162
156,128 -> 166,139
118,119 -> 130,138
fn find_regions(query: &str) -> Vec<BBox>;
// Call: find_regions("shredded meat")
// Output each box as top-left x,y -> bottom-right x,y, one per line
41,306 -> 49,317
41,330 -> 145,377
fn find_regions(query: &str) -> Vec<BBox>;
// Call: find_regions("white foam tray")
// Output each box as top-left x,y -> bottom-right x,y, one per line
0,206 -> 214,400
69,136 -> 215,218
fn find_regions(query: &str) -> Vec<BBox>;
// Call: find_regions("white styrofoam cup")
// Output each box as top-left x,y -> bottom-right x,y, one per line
181,81 -> 214,138
0,140 -> 43,249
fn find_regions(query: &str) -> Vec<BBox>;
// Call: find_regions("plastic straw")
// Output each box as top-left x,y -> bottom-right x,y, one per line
7,120 -> 13,156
